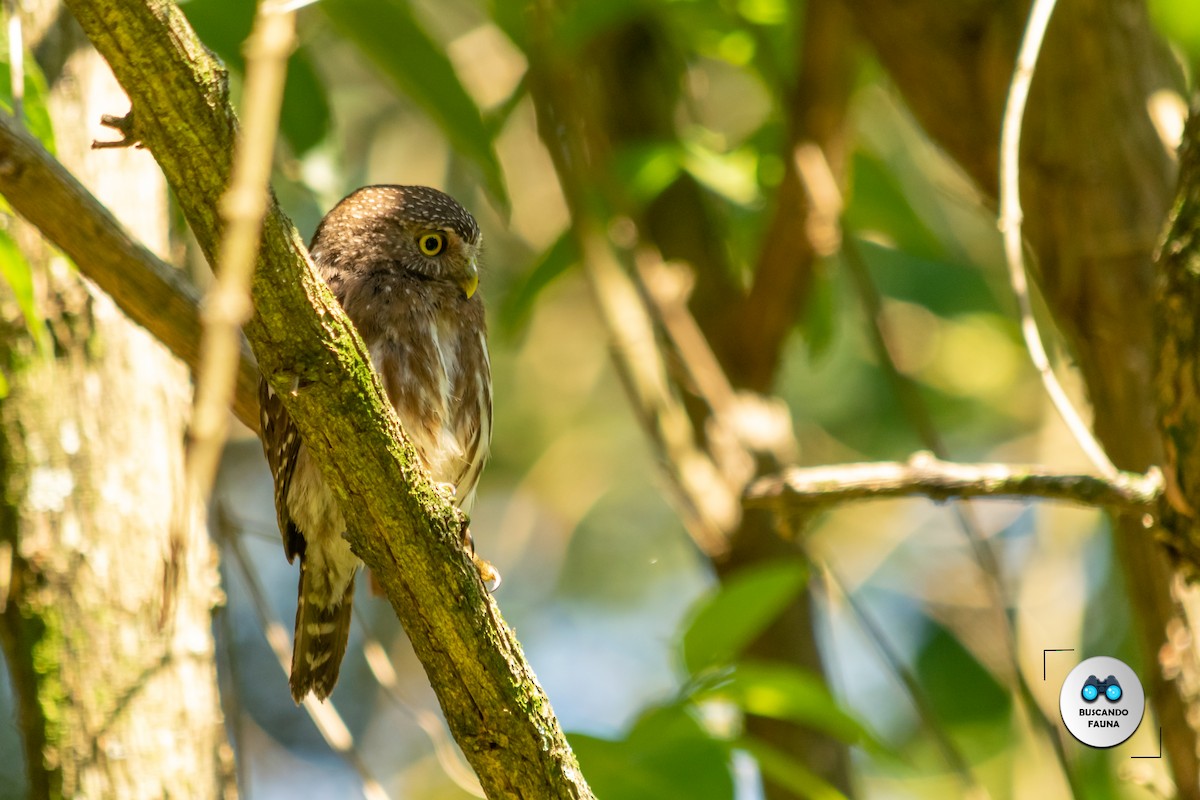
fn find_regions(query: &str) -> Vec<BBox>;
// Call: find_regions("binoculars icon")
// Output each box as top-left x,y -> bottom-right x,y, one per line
1081,675 -> 1122,703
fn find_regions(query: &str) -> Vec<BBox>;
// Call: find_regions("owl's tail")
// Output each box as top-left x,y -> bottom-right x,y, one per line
289,562 -> 355,703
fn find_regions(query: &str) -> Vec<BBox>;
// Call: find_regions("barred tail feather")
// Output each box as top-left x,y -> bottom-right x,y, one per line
290,564 -> 355,703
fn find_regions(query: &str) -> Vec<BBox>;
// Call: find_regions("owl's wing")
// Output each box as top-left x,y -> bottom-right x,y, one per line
259,378 -> 305,562
453,332 -> 493,514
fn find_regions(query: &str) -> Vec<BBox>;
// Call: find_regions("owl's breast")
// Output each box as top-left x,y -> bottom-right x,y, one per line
336,267 -> 490,509
362,305 -> 488,511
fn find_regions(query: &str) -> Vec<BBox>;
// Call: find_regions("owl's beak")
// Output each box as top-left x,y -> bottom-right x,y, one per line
460,260 -> 479,299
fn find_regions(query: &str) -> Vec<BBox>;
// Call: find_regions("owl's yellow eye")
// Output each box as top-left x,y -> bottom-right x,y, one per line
418,232 -> 446,256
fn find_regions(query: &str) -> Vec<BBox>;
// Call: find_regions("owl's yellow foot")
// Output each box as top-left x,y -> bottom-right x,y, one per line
460,522 -> 501,592
473,554 -> 502,592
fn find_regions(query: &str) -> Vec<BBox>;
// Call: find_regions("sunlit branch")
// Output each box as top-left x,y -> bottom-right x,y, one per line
186,0 -> 295,533
746,452 -> 1161,513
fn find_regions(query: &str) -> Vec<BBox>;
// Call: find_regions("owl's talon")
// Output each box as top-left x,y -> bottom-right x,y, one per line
474,555 -> 502,592
434,481 -> 457,501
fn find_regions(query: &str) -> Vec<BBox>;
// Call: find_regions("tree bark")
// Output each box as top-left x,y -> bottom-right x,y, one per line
0,4 -> 229,797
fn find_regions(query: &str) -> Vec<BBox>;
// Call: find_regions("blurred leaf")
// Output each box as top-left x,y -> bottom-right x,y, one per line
853,238 -> 999,319
0,51 -> 55,154
1150,0 -> 1200,62
322,0 -> 509,210
735,0 -> 788,26
738,736 -> 848,800
181,0 -> 332,155
483,74 -> 528,137
698,661 -> 879,749
801,260 -> 837,360
844,152 -> 944,261
497,231 -> 578,336
614,142 -> 683,204
488,0 -> 528,49
682,560 -> 807,675
681,141 -> 760,206
570,704 -> 734,800
915,622 -> 1010,727
0,229 -> 49,356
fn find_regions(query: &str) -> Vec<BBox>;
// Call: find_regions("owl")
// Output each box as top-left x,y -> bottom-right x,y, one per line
258,185 -> 493,703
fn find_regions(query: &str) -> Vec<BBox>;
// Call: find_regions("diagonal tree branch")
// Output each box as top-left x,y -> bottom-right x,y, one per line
45,1 -> 591,797
0,112 -> 261,431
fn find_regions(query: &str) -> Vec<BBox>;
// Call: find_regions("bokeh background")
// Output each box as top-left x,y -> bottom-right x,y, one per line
3,0 -> 1200,797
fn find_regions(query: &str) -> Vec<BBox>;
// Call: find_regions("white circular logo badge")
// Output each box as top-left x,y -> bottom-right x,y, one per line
1059,656 -> 1144,748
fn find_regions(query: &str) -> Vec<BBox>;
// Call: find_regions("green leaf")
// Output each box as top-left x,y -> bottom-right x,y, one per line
699,661 -> 877,749
483,75 -> 528,138
681,560 -> 807,675
801,260 -> 837,361
916,622 -> 1010,727
0,48 -> 55,153
1150,0 -> 1200,63
852,238 -> 999,319
181,0 -> 332,155
681,140 -> 760,206
0,229 -> 48,356
614,143 -> 684,204
844,151 -> 945,261
497,231 -> 578,336
322,0 -> 509,210
738,736 -> 849,800
570,704 -> 734,800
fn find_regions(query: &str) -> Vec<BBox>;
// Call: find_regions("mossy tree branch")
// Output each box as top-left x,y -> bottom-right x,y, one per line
52,0 -> 591,796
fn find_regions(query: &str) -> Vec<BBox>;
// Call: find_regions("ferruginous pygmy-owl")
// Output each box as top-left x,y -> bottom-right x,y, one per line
258,185 -> 493,703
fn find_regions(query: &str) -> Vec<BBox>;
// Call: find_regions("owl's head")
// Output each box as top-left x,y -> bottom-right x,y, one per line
310,185 -> 483,299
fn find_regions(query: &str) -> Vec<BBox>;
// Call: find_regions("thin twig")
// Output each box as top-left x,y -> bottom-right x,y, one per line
212,600 -> 248,796
635,252 -> 798,478
169,0 -> 296,627
998,0 -> 1116,479
815,564 -> 989,799
216,507 -> 389,800
747,452 -> 1160,513
581,229 -> 738,555
185,0 -> 294,522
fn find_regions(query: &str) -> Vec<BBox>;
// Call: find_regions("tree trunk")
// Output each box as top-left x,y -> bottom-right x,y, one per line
0,5 -> 229,797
